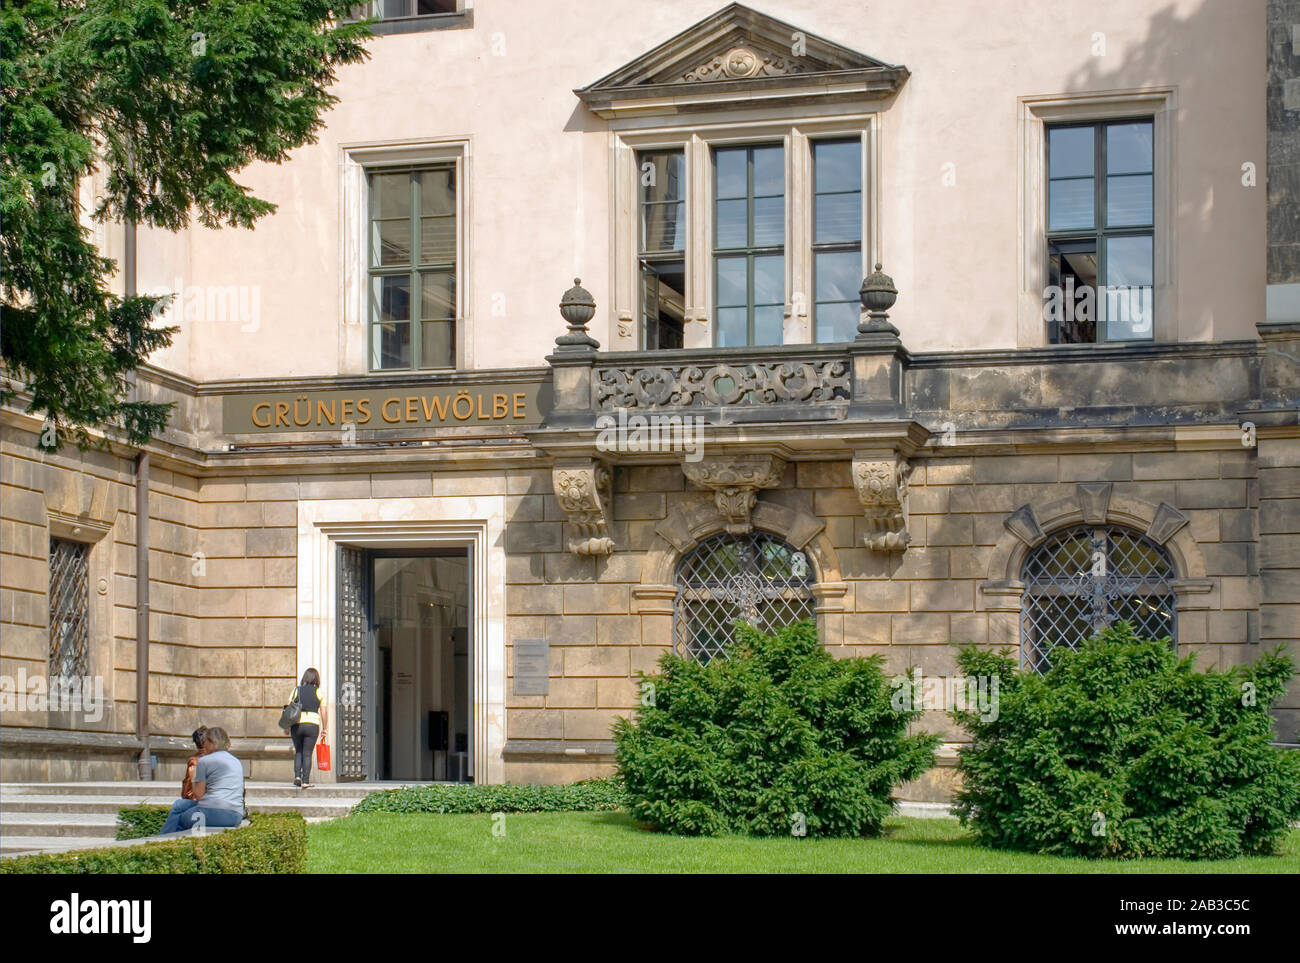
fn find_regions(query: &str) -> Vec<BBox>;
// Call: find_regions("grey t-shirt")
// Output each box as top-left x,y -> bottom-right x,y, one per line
193,750 -> 244,812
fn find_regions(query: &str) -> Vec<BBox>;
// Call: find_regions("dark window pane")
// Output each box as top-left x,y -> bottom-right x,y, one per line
714,148 -> 747,198
371,321 -> 411,369
420,320 -> 454,368
716,307 -> 747,347
1048,179 -> 1094,231
639,150 -> 685,204
813,140 -> 861,194
814,193 -> 861,243
1106,174 -> 1152,227
715,256 -> 747,307
1046,241 -> 1098,344
752,196 -> 784,246
417,0 -> 457,14
752,146 -> 784,196
642,201 -> 685,252
371,219 -> 411,266
641,259 -> 685,350
420,169 -> 455,216
754,304 -> 783,345
373,274 -> 411,322
715,198 -> 747,247
1107,122 -> 1153,174
1048,126 -> 1094,178
420,271 -> 454,320
1103,235 -> 1153,340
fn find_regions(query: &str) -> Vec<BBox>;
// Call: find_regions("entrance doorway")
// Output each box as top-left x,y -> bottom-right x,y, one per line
336,547 -> 472,782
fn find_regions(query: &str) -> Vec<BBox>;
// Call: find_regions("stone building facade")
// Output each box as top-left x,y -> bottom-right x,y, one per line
2,1 -> 1297,798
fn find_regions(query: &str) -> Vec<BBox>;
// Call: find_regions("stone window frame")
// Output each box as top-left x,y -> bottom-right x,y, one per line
608,112 -> 881,352
45,510 -> 115,730
1017,87 -> 1177,347
979,487 -> 1213,652
635,498 -> 848,643
339,138 -> 472,375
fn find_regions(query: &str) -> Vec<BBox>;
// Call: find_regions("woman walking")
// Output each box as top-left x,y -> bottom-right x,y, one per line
286,667 -> 327,788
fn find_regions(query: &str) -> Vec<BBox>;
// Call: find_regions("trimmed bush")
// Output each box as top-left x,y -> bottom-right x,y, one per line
1,813 -> 306,874
350,777 -> 626,815
952,622 -> 1300,860
614,619 -> 939,837
116,805 -> 170,840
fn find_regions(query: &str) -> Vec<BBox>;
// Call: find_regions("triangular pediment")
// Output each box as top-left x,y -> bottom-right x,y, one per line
577,3 -> 907,116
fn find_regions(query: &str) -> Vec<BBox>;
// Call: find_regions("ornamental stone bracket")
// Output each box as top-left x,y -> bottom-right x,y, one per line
681,453 -> 786,534
552,459 -> 615,555
852,451 -> 911,552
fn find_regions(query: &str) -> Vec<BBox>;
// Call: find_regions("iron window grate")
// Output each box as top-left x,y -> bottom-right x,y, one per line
1020,524 -> 1177,673
48,537 -> 90,679
673,531 -> 814,663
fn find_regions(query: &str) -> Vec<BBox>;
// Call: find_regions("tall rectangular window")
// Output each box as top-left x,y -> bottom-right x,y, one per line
368,167 -> 456,370
1046,119 -> 1154,343
812,138 -> 862,343
48,537 -> 89,680
713,144 -> 784,347
638,149 -> 686,350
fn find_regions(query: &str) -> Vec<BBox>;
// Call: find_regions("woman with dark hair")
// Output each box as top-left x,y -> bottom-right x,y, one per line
160,727 -> 245,833
181,725 -> 209,800
284,667 -> 327,788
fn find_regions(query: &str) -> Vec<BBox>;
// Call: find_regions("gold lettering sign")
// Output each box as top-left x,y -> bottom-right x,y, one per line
222,381 -> 552,434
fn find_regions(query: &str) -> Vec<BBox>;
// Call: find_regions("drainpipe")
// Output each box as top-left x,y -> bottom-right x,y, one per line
126,215 -> 153,779
135,450 -> 151,779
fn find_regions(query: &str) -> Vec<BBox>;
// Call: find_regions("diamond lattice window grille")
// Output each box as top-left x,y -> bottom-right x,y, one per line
673,531 -> 814,663
1020,524 -> 1178,674
48,537 -> 90,680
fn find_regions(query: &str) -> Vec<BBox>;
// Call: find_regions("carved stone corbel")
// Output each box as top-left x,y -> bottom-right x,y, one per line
852,453 -> 911,552
553,460 -> 614,555
682,454 -> 786,534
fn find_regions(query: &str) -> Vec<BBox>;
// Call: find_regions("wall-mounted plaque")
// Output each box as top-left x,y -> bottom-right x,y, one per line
513,638 -> 549,695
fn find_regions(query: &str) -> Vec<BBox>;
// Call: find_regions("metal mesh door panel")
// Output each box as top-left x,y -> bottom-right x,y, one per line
49,538 -> 90,679
673,531 -> 814,662
1021,525 -> 1177,673
337,546 -> 369,781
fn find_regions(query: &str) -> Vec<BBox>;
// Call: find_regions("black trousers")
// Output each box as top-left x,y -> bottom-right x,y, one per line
290,723 -> 319,782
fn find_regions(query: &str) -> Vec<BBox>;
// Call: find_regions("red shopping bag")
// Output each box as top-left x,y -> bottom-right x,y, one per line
317,742 -> 331,772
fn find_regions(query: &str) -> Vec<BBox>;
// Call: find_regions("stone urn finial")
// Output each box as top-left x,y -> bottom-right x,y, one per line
858,263 -> 900,338
555,277 -> 600,351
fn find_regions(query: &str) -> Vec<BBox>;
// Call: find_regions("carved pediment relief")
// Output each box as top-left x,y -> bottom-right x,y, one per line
576,3 -> 907,117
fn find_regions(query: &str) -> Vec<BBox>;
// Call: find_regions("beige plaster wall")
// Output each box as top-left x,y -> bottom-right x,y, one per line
126,0 -> 1264,381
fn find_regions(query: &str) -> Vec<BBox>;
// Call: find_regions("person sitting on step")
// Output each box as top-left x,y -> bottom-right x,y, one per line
160,727 -> 246,834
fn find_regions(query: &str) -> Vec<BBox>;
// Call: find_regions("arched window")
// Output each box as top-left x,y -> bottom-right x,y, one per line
673,531 -> 814,662
1021,524 -> 1178,673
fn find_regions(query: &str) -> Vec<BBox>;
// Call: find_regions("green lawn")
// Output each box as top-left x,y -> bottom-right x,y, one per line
306,812 -> 1300,874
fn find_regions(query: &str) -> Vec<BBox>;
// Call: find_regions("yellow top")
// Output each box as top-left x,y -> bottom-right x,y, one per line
291,686 -> 325,728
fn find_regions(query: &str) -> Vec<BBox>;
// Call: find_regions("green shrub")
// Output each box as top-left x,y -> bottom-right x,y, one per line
116,805 -> 170,840
614,619 -> 939,837
1,813 -> 306,874
350,777 -> 626,815
952,622 -> 1300,860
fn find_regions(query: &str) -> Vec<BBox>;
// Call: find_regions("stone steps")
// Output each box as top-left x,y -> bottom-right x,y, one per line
0,780 -> 394,858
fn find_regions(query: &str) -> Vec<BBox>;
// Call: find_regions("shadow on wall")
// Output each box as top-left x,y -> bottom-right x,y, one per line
1062,0 -> 1265,343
